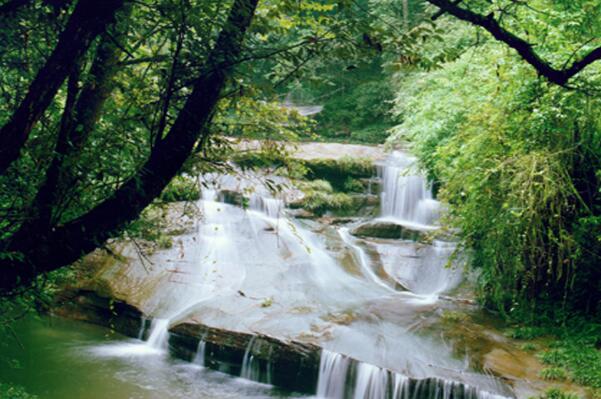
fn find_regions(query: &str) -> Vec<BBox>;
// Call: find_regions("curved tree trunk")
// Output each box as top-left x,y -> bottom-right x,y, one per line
0,0 -> 124,175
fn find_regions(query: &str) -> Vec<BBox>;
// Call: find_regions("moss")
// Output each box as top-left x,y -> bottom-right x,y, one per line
540,367 -> 568,381
157,235 -> 173,249
506,326 -> 547,340
292,191 -> 355,216
295,179 -> 333,193
342,177 -> 365,193
440,310 -> 469,324
232,151 -> 308,179
159,176 -> 200,202
0,383 -> 37,399
303,156 -> 374,191
531,388 -> 579,399
521,343 -> 538,352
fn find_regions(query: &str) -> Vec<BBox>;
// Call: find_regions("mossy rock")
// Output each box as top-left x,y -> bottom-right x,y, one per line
303,157 -> 375,191
350,221 -> 427,240
221,189 -> 245,207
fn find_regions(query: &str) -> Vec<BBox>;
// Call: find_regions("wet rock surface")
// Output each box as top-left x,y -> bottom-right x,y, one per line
350,220 -> 433,240
50,145 -> 572,398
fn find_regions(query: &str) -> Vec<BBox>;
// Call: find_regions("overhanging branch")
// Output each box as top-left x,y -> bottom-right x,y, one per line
427,0 -> 601,86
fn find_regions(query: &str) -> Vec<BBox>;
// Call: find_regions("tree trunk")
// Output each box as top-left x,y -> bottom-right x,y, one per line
0,0 -> 124,175
21,11 -> 132,232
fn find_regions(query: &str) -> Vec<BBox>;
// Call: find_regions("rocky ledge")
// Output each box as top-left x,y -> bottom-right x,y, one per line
52,289 -> 514,398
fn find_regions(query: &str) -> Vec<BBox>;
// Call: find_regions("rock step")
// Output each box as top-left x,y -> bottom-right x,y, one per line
52,289 -> 512,398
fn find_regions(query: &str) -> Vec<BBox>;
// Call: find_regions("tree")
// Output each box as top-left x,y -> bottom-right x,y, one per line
0,0 -> 125,174
0,0 -> 259,293
0,0 -> 374,294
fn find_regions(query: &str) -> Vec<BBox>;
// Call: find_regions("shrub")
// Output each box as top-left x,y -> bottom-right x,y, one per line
159,176 -> 200,202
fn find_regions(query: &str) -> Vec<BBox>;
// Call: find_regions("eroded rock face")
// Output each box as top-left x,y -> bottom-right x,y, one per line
350,220 -> 429,240
169,322 -> 321,393
52,289 -> 144,338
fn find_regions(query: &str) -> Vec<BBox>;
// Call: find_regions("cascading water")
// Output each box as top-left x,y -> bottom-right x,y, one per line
240,337 -> 260,381
315,350 -> 510,399
145,318 -> 170,351
82,156 -> 515,398
379,151 -> 441,227
249,194 -> 283,219
353,362 -> 389,399
193,334 -> 207,367
338,227 -> 395,293
317,350 -> 351,399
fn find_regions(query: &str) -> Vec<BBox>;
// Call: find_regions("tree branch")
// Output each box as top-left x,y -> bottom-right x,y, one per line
426,0 -> 601,86
0,0 -> 124,175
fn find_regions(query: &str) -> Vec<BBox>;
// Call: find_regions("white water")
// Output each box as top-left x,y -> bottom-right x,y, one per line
315,350 -> 509,399
84,157 -> 511,397
338,227 -> 395,293
317,350 -> 351,399
379,151 -> 441,227
146,318 -> 170,350
353,362 -> 389,399
249,194 -> 283,219
240,337 -> 261,382
193,336 -> 207,367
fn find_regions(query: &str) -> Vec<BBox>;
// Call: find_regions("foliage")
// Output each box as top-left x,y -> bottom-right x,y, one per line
540,367 -> 568,381
292,190 -> 355,216
389,20 -> 601,318
532,388 -> 580,399
304,156 -> 374,190
342,177 -> 365,193
1,0 -> 393,292
289,59 -> 396,144
0,383 -> 37,399
159,176 -> 200,203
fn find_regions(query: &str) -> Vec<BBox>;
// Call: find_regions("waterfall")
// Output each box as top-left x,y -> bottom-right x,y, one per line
353,362 -> 389,399
392,374 -> 410,399
379,151 -> 441,227
249,194 -> 283,219
315,350 -> 510,399
146,318 -> 170,350
239,336 -> 273,384
137,316 -> 147,340
317,350 -> 351,399
338,227 -> 395,293
193,335 -> 207,367
240,337 -> 262,382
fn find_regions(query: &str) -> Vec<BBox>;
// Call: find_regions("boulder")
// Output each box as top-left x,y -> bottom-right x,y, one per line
350,220 -> 430,240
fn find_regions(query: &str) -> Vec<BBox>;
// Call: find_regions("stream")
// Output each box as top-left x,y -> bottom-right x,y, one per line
1,148 -> 519,398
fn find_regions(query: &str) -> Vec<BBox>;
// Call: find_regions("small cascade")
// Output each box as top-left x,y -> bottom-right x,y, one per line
240,336 -> 272,384
338,227 -> 395,293
353,362 -> 388,399
379,151 -> 441,227
249,194 -> 283,219
137,317 -> 147,340
392,374 -> 410,399
193,334 -> 207,367
317,350 -> 351,398
146,318 -> 170,351
315,350 -> 510,399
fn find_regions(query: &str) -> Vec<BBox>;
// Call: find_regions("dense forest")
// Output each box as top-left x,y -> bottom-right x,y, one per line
1,1 -> 600,398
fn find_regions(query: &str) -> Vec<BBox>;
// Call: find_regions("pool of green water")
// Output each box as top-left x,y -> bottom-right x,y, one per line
0,315 -> 305,399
